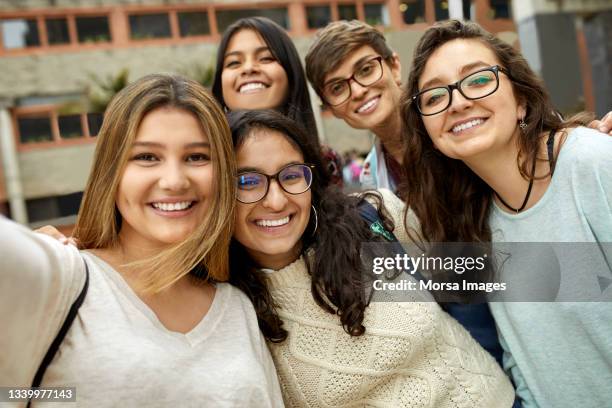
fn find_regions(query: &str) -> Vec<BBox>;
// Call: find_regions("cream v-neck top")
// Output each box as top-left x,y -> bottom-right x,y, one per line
0,216 -> 283,407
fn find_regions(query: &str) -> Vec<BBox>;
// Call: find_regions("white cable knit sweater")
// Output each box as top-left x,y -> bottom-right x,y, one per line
264,189 -> 514,407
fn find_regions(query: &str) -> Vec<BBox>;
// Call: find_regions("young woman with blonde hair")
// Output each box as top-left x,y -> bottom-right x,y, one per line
0,74 -> 283,407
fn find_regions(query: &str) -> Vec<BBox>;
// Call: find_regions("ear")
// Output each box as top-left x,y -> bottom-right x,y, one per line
389,53 -> 403,87
516,95 -> 527,120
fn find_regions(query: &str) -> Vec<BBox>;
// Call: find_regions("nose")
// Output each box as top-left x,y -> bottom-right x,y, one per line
241,57 -> 260,75
447,88 -> 472,113
349,78 -> 368,100
158,161 -> 190,191
261,180 -> 288,211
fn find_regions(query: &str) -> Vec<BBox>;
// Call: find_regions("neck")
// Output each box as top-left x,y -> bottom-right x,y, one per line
371,106 -> 404,164
250,243 -> 302,271
463,133 -> 551,214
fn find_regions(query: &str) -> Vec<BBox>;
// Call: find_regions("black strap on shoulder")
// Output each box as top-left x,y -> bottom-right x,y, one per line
28,260 -> 89,405
547,128 -> 556,175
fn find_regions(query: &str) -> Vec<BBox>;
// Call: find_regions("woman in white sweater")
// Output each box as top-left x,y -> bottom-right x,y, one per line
0,74 -> 283,407
226,109 -> 514,407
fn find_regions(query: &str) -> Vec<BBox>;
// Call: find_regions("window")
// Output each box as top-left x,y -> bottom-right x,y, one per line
16,107 -> 98,146
435,1 -> 450,21
178,11 -> 210,37
338,4 -> 358,21
58,114 -> 83,139
17,116 -> 53,144
462,0 -> 473,20
490,0 -> 511,19
129,13 -> 171,40
400,0 -> 425,24
87,112 -> 103,136
306,6 -> 331,29
1,19 -> 40,49
364,3 -> 389,26
46,17 -> 70,45
76,16 -> 111,43
216,8 -> 289,32
26,192 -> 83,223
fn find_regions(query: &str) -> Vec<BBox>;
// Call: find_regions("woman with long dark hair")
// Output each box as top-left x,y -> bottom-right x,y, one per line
401,20 -> 612,408
226,109 -> 514,407
212,16 -> 319,147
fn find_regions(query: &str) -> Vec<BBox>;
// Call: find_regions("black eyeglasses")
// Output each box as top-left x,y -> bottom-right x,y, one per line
236,163 -> 315,204
412,65 -> 509,116
323,56 -> 384,106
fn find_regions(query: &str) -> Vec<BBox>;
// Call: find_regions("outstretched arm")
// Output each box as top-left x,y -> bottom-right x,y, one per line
0,216 -> 86,387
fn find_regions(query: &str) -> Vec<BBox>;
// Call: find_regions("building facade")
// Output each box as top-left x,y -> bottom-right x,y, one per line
0,0 -> 605,228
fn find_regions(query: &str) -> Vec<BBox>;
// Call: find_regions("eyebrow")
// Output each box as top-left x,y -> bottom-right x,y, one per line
324,54 -> 378,86
237,161 -> 303,174
420,61 -> 492,90
132,141 -> 211,148
224,46 -> 271,60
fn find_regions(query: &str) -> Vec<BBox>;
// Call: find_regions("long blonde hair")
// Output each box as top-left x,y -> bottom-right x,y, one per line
74,73 -> 235,293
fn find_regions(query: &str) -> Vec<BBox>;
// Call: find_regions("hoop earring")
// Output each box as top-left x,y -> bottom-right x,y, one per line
310,205 -> 318,237
519,118 -> 527,131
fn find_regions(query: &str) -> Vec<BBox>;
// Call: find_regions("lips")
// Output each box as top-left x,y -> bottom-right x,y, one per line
451,118 -> 486,134
239,82 -> 268,94
356,96 -> 380,114
255,215 -> 290,227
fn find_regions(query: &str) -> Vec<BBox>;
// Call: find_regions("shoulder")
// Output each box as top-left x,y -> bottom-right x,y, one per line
559,126 -> 612,164
552,127 -> 612,191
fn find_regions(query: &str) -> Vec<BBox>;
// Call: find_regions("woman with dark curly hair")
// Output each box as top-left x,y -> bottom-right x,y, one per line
401,20 -> 612,408
226,109 -> 514,407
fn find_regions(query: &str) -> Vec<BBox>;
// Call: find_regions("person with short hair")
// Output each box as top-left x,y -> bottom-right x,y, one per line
306,20 -> 403,191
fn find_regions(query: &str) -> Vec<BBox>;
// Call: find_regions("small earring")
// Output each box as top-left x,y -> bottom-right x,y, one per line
310,205 -> 318,237
519,118 -> 527,131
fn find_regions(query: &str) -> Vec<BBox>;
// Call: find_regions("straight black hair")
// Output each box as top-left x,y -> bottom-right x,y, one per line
212,17 -> 320,149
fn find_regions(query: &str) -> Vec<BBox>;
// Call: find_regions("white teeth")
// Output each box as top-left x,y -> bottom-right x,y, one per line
152,201 -> 192,212
357,97 -> 378,113
239,82 -> 266,93
256,216 -> 290,227
452,119 -> 484,133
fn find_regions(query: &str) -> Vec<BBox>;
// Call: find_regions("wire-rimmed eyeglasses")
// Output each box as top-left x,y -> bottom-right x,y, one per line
412,65 -> 509,116
236,163 -> 315,204
322,56 -> 384,106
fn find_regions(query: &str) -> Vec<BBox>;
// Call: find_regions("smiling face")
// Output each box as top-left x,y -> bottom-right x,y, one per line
418,39 -> 525,163
325,45 -> 402,131
116,106 -> 214,251
234,128 -> 311,270
221,29 -> 289,111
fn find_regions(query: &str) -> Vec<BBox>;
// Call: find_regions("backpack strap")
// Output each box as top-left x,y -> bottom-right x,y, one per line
28,260 -> 89,406
357,200 -> 425,282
